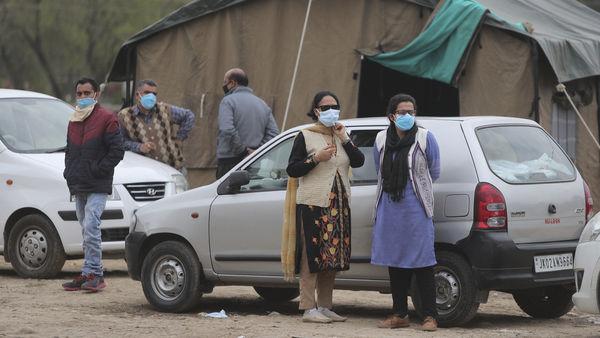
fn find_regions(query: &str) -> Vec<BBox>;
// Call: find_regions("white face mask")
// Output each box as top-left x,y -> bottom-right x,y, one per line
318,109 -> 340,127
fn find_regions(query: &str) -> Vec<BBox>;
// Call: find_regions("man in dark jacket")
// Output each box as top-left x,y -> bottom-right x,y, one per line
62,77 -> 124,292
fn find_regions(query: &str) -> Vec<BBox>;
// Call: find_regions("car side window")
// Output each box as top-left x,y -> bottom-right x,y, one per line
349,129 -> 380,185
239,136 -> 295,192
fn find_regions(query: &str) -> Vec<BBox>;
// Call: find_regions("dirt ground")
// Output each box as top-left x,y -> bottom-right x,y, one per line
1,259 -> 600,338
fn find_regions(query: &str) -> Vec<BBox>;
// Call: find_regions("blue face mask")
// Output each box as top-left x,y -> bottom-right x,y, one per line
76,97 -> 96,109
394,113 -> 415,131
318,109 -> 340,127
140,93 -> 157,110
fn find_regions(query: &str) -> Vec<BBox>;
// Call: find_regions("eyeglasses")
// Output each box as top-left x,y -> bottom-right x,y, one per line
393,109 -> 415,116
140,90 -> 158,96
318,105 -> 340,111
75,90 -> 95,97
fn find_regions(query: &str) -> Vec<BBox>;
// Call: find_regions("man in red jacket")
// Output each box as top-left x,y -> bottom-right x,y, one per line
62,78 -> 124,292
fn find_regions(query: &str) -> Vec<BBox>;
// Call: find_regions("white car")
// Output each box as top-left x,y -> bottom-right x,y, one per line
0,89 -> 188,278
573,211 -> 600,313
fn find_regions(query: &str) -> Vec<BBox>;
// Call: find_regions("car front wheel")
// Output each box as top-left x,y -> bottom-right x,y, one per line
7,214 -> 65,278
141,241 -> 203,312
512,285 -> 574,318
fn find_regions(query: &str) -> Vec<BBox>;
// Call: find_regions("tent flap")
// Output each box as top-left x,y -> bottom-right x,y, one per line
367,0 -> 487,85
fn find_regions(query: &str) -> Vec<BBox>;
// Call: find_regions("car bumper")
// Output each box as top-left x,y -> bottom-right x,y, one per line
125,231 -> 147,281
572,240 -> 600,313
456,231 -> 577,290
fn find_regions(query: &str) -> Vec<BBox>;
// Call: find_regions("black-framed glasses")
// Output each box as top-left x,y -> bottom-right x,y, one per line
394,109 -> 415,116
318,105 -> 340,111
140,90 -> 158,96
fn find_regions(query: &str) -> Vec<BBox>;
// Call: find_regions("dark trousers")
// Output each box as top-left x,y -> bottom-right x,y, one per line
216,154 -> 245,179
389,266 -> 438,319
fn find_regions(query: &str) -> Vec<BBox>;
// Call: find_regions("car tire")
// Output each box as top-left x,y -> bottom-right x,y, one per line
7,214 -> 66,278
254,286 -> 299,302
412,251 -> 479,327
141,240 -> 203,312
512,285 -> 574,318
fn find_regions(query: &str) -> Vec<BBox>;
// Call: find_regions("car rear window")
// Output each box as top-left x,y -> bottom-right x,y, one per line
476,125 -> 576,184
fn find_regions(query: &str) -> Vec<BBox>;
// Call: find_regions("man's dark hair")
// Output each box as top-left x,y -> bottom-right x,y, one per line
386,93 -> 417,116
135,79 -> 158,90
75,77 -> 99,92
229,71 -> 249,86
307,91 -> 340,121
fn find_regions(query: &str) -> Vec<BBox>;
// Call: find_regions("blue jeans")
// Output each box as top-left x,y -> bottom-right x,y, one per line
75,193 -> 107,277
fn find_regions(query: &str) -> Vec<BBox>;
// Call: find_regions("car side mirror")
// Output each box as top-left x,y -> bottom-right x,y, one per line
217,170 -> 250,195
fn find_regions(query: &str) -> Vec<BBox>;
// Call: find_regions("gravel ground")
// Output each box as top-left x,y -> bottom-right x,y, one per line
1,259 -> 600,338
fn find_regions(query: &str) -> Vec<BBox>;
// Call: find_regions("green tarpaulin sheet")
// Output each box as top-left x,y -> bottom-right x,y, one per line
368,0 -> 488,85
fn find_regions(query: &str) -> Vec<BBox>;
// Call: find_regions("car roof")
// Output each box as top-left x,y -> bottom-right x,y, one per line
0,88 -> 57,100
284,116 -> 539,134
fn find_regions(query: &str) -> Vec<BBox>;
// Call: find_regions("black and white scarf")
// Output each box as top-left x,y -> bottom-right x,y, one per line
381,122 -> 418,202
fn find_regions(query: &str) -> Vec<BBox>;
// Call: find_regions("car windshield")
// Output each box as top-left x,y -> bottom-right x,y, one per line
477,125 -> 576,184
0,97 -> 72,153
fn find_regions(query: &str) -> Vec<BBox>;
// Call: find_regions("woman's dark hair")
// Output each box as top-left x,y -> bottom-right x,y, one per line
307,91 -> 340,121
386,93 -> 417,116
75,77 -> 99,92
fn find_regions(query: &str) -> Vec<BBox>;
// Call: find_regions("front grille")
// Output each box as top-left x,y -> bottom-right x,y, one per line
101,228 -> 129,242
124,182 -> 166,201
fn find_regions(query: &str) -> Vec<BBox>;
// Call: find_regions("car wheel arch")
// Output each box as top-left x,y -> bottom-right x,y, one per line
140,233 -> 204,277
4,208 -> 55,262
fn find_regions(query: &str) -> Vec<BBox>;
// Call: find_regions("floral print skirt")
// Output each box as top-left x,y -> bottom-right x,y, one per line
296,175 -> 351,273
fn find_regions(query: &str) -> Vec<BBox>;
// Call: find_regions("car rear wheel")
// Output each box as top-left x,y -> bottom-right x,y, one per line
512,285 -> 574,318
412,251 -> 479,327
7,214 -> 65,278
141,241 -> 203,312
254,286 -> 299,302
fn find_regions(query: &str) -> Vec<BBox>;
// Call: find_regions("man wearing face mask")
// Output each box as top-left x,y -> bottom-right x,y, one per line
118,79 -> 195,172
216,68 -> 279,178
62,77 -> 124,292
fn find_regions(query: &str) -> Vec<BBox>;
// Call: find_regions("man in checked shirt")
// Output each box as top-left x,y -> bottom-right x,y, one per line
118,79 -> 195,174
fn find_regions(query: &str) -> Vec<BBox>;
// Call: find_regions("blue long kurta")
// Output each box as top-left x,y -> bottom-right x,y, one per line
371,131 -> 441,268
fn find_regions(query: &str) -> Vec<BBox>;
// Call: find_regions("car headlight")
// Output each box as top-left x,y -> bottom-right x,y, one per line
70,185 -> 120,201
580,213 -> 600,243
173,174 -> 189,194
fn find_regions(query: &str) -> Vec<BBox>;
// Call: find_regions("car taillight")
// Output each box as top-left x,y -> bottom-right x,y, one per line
584,181 -> 593,223
473,182 -> 507,230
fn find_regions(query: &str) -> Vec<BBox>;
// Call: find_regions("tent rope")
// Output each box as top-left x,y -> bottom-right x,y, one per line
556,83 -> 600,151
281,0 -> 313,131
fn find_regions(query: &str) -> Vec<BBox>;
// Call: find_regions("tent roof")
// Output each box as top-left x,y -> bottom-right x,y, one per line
106,0 -> 600,83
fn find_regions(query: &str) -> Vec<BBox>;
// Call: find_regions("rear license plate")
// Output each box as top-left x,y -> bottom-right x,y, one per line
534,253 -> 573,273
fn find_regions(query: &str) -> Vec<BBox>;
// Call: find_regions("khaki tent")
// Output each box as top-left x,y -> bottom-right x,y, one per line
107,0 -> 600,202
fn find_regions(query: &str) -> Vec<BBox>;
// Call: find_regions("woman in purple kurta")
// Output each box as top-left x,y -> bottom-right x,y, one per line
371,94 -> 441,331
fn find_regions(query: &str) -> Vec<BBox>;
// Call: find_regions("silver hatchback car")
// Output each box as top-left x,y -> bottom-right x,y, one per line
125,116 -> 591,326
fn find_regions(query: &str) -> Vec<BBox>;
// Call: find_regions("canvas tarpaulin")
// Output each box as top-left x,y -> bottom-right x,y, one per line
409,0 -> 600,83
368,0 -> 487,85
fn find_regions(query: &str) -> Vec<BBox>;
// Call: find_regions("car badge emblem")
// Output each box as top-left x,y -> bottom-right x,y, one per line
146,188 -> 157,196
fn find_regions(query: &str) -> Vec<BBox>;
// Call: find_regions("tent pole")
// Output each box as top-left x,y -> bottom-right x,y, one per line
281,0 -> 313,131
530,40 -> 540,122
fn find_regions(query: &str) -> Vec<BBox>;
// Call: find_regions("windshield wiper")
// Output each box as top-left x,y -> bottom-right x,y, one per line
46,146 -> 67,153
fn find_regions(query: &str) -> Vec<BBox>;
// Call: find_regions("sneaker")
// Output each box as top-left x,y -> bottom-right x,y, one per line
81,275 -> 106,292
421,316 -> 438,331
318,307 -> 347,322
62,274 -> 90,291
302,308 -> 333,323
377,314 -> 410,329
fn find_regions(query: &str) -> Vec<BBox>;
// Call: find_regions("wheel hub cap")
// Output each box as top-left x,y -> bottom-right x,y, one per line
435,270 -> 460,314
152,256 -> 185,301
18,229 -> 47,268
